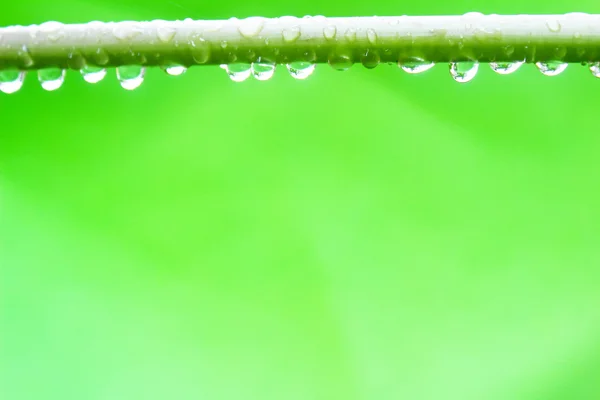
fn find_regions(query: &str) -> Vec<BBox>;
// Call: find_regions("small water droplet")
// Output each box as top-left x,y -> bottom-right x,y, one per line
398,57 -> 435,74
157,26 -> 176,43
190,36 -> 210,64
344,28 -> 357,42
80,66 -> 106,83
449,61 -> 479,83
238,17 -> 265,38
116,65 -> 145,90
282,26 -> 301,42
94,48 -> 110,66
18,45 -> 34,68
220,41 -> 228,49
251,60 -> 275,81
323,25 -> 337,40
546,19 -> 562,33
361,49 -> 380,69
535,61 -> 568,76
489,60 -> 524,74
67,51 -> 86,70
221,63 -> 251,82
113,24 -> 141,41
366,29 -> 377,45
163,65 -> 187,76
553,47 -> 567,59
503,45 -> 515,57
286,62 -> 315,79
303,49 -> 317,63
38,68 -> 66,91
590,62 -> 600,78
328,51 -> 353,71
0,70 -> 26,94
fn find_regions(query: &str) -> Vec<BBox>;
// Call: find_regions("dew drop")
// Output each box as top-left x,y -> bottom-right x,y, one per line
157,26 -> 177,43
546,19 -> 562,33
221,63 -> 251,82
286,62 -> 315,79
328,51 -> 353,71
116,65 -> 145,90
238,17 -> 265,38
113,24 -> 141,41
190,36 -> 210,64
282,26 -> 301,42
67,51 -> 86,70
163,65 -> 187,76
489,60 -> 524,74
503,45 -> 515,57
323,25 -> 337,40
80,66 -> 107,83
38,68 -> 65,91
398,57 -> 435,74
361,49 -> 380,69
535,61 -> 567,76
449,61 -> 479,83
344,28 -> 357,42
0,70 -> 26,94
590,62 -> 600,78
366,29 -> 378,45
251,60 -> 276,81
94,48 -> 110,66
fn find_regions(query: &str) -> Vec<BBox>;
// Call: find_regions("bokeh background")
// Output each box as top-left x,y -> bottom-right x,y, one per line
2,1 -> 600,399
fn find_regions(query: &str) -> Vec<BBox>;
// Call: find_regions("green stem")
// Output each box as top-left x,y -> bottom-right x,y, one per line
1,13 -> 599,70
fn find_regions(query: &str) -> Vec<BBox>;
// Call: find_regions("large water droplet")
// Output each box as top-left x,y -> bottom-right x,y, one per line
590,62 -> 600,78
221,63 -> 251,82
328,51 -> 353,71
535,61 -> 567,76
38,68 -> 65,91
449,61 -> 479,83
80,66 -> 107,83
116,65 -> 145,90
361,49 -> 380,69
286,62 -> 315,79
399,57 -> 435,74
163,65 -> 187,76
0,70 -> 26,94
251,60 -> 276,81
157,26 -> 176,43
323,25 -> 337,40
282,26 -> 301,42
489,60 -> 523,75
238,17 -> 265,38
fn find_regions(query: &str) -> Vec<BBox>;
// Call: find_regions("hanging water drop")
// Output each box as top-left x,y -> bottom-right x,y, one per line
116,65 -> 145,90
489,60 -> 523,75
80,66 -> 107,83
449,61 -> 479,83
251,60 -> 275,81
323,25 -> 337,40
286,62 -> 315,80
399,57 -> 435,74
163,65 -> 187,76
590,62 -> 600,78
0,70 -> 26,94
38,68 -> 66,91
361,49 -> 380,69
328,51 -> 353,71
221,63 -> 251,82
535,61 -> 567,76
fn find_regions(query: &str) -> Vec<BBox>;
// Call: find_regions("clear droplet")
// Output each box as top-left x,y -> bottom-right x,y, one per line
399,57 -> 435,74
38,68 -> 65,91
116,65 -> 145,90
361,49 -> 380,69
344,28 -> 357,42
535,61 -> 568,76
221,63 -> 251,82
251,60 -> 276,81
157,26 -> 176,43
80,66 -> 107,83
449,61 -> 479,83
590,62 -> 600,78
94,48 -> 110,66
67,51 -> 86,70
286,62 -> 315,79
163,65 -> 187,76
238,17 -> 265,38
282,26 -> 301,42
190,36 -> 210,64
18,46 -> 34,68
323,25 -> 337,40
0,70 -> 26,94
546,19 -> 562,33
328,51 -> 353,71
366,28 -> 377,45
489,60 -> 524,75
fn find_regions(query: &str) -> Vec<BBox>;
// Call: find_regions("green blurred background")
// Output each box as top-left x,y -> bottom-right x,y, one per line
2,1 -> 600,399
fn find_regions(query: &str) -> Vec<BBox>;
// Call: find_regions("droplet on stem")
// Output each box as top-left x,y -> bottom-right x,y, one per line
116,65 -> 145,90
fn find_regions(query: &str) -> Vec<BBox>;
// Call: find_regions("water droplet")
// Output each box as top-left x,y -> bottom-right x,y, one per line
366,29 -> 377,45
67,51 -> 86,70
18,45 -> 34,68
449,61 -> 479,83
546,19 -> 562,33
344,28 -> 357,42
220,41 -> 228,49
328,51 -> 353,71
535,61 -> 567,76
38,68 -> 66,91
282,26 -> 301,42
286,62 -> 315,79
553,47 -> 567,59
590,62 -> 600,78
503,45 -> 515,57
157,26 -> 176,43
398,57 -> 435,74
221,63 -> 251,82
361,49 -> 380,69
116,65 -> 145,90
190,36 -> 210,64
80,66 -> 106,83
489,60 -> 523,74
238,17 -> 265,38
163,65 -> 187,76
113,24 -> 141,41
94,48 -> 110,66
0,70 -> 26,94
323,25 -> 337,40
251,60 -> 276,81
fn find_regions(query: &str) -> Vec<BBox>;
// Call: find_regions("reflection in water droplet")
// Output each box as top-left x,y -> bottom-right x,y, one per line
0,70 -> 26,94
399,57 -> 435,74
328,51 -> 353,71
323,25 -> 337,40
590,62 -> 600,78
282,26 -> 301,42
38,68 -> 66,91
361,49 -> 380,69
116,65 -> 146,90
286,62 -> 315,79
238,17 -> 265,38
535,61 -> 567,76
80,66 -> 107,83
449,61 -> 479,83
221,63 -> 251,82
251,60 -> 276,81
163,65 -> 187,76
489,60 -> 524,74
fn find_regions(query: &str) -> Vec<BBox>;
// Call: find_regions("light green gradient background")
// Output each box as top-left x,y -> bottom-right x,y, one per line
2,1 -> 600,399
